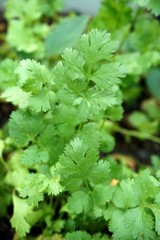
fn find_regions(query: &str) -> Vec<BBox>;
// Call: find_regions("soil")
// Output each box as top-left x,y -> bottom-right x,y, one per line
0,10 -> 7,44
0,217 -> 14,240
114,132 -> 160,165
0,103 -> 15,128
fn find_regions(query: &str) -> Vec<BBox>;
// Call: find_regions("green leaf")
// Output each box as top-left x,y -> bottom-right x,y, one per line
11,195 -> 42,237
53,29 -> 126,121
53,104 -> 80,139
146,68 -> 160,100
109,207 -> 156,240
59,138 -> 98,175
87,160 -> 110,185
67,191 -> 92,214
133,0 -> 160,16
78,29 -> 117,65
150,206 -> 160,235
6,167 -> 28,190
100,131 -> 115,153
92,184 -> 114,206
15,59 -> 53,92
90,0 -> 131,35
128,111 -> 149,128
65,232 -> 108,240
48,166 -> 64,195
1,86 -> 30,108
124,207 -> 155,240
45,15 -> 89,56
133,170 -> 160,201
77,122 -> 100,149
106,105 -> 123,121
38,124 -> 63,164
29,88 -> 56,112
0,59 -> 18,91
108,209 -> 131,240
7,20 -> 47,53
128,18 -> 160,52
116,52 -> 160,75
20,167 -> 63,206
6,0 -> 50,54
109,170 -> 160,238
6,0 -> 41,22
113,179 -> 139,209
13,60 -> 56,112
39,0 -> 64,17
58,137 -> 99,192
128,111 -> 158,135
9,110 -> 45,146
21,145 -> 49,167
65,231 -> 91,240
91,63 -> 126,90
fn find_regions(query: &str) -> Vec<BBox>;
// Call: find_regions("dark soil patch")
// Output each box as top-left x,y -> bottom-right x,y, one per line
0,102 -> 15,128
0,217 -> 14,240
114,132 -> 160,165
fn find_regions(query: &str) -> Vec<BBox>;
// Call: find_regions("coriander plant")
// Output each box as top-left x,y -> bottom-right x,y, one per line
1,29 -> 160,240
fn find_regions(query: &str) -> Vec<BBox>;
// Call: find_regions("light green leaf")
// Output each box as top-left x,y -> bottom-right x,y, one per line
7,20 -> 44,53
116,52 -> 160,75
151,207 -> 160,235
133,0 -> 160,16
11,195 -> 42,237
15,59 -> 52,92
1,86 -> 30,108
45,15 -> 89,56
0,59 -> 18,91
20,168 -> 63,206
29,88 -> 56,112
6,0 -> 41,22
21,145 -> 49,167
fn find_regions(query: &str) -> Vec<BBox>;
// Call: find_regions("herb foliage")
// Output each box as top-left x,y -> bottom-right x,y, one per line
0,0 -> 160,239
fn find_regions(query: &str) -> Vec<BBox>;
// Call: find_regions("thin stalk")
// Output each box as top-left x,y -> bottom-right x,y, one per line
85,179 -> 91,194
114,125 -> 160,144
99,119 -> 106,131
78,122 -> 84,132
0,157 -> 9,171
118,8 -> 140,51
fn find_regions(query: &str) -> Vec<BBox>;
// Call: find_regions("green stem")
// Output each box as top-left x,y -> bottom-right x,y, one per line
114,126 -> 160,144
0,157 -> 9,171
78,122 -> 84,132
118,8 -> 140,51
85,179 -> 91,193
98,119 -> 106,131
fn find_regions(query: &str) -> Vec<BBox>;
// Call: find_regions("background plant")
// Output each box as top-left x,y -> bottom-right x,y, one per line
90,0 -> 160,145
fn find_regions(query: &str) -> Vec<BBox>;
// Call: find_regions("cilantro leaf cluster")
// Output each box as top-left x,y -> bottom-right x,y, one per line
3,29 -> 127,237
